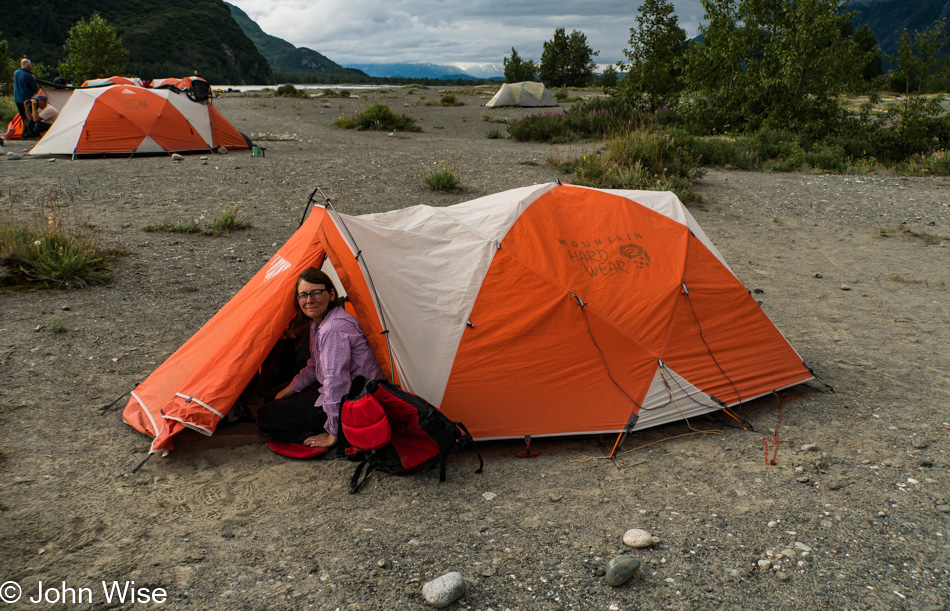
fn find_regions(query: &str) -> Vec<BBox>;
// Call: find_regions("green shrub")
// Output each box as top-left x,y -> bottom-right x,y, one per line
440,94 -> 464,106
557,130 -> 704,202
508,97 -> 644,143
485,129 -> 504,139
334,104 -> 422,132
275,84 -> 308,98
899,148 -> 950,176
0,191 -> 116,288
423,161 -> 461,192
554,89 -> 570,102
0,97 -> 16,125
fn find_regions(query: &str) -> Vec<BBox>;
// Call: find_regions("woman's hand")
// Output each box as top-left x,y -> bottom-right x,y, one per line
303,433 -> 337,448
274,385 -> 296,400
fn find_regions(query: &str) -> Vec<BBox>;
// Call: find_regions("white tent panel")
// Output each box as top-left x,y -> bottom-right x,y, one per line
632,364 -> 722,431
134,135 -> 164,154
28,88 -> 104,156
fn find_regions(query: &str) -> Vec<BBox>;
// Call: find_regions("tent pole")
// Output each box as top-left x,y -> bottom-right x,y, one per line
314,187 -> 397,384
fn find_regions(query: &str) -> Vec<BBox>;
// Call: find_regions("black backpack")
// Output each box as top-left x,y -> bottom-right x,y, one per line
341,378 -> 482,493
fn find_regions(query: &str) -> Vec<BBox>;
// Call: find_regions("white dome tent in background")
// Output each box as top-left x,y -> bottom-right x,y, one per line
484,81 -> 558,108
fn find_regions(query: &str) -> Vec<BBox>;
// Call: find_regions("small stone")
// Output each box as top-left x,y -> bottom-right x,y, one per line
813,272 -> 823,278
422,572 -> 466,608
819,519 -> 833,528
622,528 -> 653,548
776,571 -> 791,582
7,152 -> 23,160
753,288 -> 764,294
217,146 -> 228,154
48,158 -> 55,162
794,542 -> 812,552
800,443 -> 818,452
840,284 -> 851,291
61,305 -> 70,311
482,492 -> 497,501
549,494 -> 563,503
479,567 -> 496,578
767,521 -> 777,528
919,460 -> 934,468
201,160 -> 208,165
377,559 -> 392,570
936,504 -> 950,514
796,475 -> 810,483
826,479 -> 848,490
757,559 -> 772,570
911,437 -> 929,449
780,549 -> 796,559
605,556 -> 640,586
199,156 -> 209,161
171,153 -> 184,161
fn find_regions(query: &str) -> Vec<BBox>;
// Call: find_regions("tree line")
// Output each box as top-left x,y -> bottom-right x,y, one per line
505,0 -> 948,155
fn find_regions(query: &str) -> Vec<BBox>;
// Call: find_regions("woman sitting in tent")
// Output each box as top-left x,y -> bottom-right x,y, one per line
257,267 -> 384,450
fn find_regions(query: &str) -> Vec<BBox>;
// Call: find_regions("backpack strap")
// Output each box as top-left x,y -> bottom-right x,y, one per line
455,421 -> 484,474
349,455 -> 377,494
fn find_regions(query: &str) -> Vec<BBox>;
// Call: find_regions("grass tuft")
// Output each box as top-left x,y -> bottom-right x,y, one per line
485,129 -> 505,139
144,205 -> 252,236
0,190 -> 117,289
423,161 -> 461,192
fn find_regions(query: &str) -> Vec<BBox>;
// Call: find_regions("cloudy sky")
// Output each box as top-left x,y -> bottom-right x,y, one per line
227,0 -> 710,69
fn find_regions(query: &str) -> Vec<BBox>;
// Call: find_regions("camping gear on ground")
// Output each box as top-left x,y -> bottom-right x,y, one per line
123,183 -> 814,457
342,378 -> 482,493
28,84 -> 250,157
485,81 -> 558,107
265,439 -> 330,460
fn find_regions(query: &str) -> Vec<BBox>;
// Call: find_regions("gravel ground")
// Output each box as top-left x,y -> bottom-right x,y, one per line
0,86 -> 949,610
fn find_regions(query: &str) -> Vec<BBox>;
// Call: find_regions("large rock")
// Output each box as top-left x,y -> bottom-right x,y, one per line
422,571 -> 466,608
622,528 -> 653,548
606,556 -> 640,586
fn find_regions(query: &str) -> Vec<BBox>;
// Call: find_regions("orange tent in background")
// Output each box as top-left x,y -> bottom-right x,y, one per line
124,183 -> 814,455
81,76 -> 143,87
28,84 -> 249,156
150,77 -> 182,88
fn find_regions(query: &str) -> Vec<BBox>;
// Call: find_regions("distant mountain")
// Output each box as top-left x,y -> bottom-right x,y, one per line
225,2 -> 367,82
455,63 -> 505,79
2,0 -> 273,85
343,62 -> 485,80
850,0 -> 950,56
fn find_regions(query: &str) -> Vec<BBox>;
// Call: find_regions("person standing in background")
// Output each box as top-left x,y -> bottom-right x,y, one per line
14,59 -> 40,138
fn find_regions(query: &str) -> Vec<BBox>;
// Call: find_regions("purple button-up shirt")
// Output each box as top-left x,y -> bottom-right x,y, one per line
289,306 -> 385,435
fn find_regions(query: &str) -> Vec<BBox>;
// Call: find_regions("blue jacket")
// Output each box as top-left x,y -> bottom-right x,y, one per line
14,68 -> 39,103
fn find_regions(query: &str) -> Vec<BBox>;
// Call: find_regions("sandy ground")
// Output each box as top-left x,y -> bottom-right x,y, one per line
1,86 -> 949,610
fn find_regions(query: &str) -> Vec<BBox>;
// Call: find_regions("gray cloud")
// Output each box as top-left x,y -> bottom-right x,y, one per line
229,0 -> 708,66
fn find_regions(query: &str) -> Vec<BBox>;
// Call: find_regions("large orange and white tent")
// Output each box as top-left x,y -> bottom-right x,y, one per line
124,183 -> 813,454
28,84 -> 249,157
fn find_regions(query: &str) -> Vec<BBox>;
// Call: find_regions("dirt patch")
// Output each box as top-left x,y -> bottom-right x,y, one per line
1,87 -> 948,610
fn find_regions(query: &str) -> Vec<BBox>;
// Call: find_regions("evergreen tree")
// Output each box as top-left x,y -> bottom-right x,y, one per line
540,28 -> 598,87
503,47 -> 538,82
58,13 -> 128,84
600,64 -> 619,89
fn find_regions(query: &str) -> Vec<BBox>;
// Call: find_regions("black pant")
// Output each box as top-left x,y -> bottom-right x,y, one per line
256,386 -> 326,444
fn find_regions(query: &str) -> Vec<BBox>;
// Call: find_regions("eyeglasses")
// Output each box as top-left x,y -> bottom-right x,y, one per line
296,288 -> 327,302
